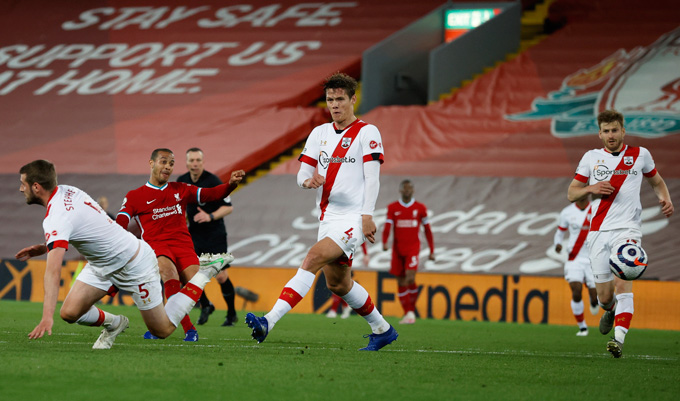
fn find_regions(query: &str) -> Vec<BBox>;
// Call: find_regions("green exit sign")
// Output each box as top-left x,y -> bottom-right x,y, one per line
445,9 -> 498,29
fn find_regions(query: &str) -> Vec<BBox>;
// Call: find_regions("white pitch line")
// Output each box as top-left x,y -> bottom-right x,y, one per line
7,340 -> 674,361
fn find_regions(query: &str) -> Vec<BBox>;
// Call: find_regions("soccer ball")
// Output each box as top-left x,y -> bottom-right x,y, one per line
609,240 -> 648,280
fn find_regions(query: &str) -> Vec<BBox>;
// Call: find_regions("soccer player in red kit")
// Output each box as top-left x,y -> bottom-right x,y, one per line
116,148 -> 245,341
382,180 -> 435,324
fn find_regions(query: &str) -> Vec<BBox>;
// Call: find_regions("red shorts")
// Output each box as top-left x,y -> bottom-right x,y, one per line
150,241 -> 199,272
389,251 -> 419,277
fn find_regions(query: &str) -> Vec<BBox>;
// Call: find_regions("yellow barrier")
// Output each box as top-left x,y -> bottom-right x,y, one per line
3,260 -> 678,330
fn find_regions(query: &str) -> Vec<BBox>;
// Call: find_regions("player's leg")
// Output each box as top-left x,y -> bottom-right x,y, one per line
612,278 -> 634,348
568,281 -> 588,336
325,264 -> 397,351
216,269 -> 238,326
177,258 -> 202,341
391,253 -> 410,318
403,265 -> 418,324
587,231 -> 618,335
197,292 -> 215,326
62,265 -> 130,349
247,237 -> 342,340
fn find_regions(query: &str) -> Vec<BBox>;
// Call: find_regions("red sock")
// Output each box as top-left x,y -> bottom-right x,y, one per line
615,312 -> 633,330
331,294 -> 343,311
408,283 -> 419,312
397,286 -> 410,314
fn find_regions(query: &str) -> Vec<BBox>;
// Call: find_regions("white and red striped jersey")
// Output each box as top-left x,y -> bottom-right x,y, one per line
298,119 -> 384,220
43,185 -> 139,275
554,203 -> 591,261
574,145 -> 657,232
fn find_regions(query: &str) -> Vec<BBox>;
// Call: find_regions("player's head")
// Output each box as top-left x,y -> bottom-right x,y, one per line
19,159 -> 57,205
399,179 -> 414,201
597,109 -> 626,152
97,196 -> 109,211
185,147 -> 205,177
149,148 -> 175,185
324,72 -> 357,125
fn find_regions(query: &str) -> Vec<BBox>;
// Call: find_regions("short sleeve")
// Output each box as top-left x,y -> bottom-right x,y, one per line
360,124 -> 384,164
299,127 -> 321,167
43,213 -> 72,251
574,151 -> 591,182
640,147 -> 656,175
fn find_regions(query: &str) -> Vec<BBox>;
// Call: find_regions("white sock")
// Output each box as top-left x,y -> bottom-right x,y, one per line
75,305 -> 119,327
342,281 -> 390,334
570,300 -> 587,329
614,292 -> 634,343
164,272 -> 212,327
265,269 -> 315,330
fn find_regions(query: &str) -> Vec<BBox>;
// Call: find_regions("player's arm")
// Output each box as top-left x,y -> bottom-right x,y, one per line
197,170 -> 245,203
297,161 -> 324,189
567,178 -> 614,202
423,222 -> 435,261
28,247 -> 66,339
553,212 -> 567,253
15,243 -> 48,261
361,161 -> 380,243
646,171 -> 674,217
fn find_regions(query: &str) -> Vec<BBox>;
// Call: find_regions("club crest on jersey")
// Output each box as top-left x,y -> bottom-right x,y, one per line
341,137 -> 352,148
624,156 -> 634,166
174,193 -> 181,202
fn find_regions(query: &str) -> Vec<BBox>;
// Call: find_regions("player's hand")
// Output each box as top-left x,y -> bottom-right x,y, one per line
362,215 -> 377,243
555,244 -> 562,253
362,254 -> 370,266
28,318 -> 54,339
589,181 -> 615,196
660,199 -> 674,218
382,244 -> 388,252
304,171 -> 325,189
194,207 -> 211,223
229,170 -> 246,186
15,244 -> 48,261
429,253 -> 435,261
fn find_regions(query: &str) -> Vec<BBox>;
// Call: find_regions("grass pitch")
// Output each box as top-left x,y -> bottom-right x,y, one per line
0,300 -> 678,401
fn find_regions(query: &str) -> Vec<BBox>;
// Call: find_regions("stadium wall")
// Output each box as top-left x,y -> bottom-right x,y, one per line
4,260 -> 679,331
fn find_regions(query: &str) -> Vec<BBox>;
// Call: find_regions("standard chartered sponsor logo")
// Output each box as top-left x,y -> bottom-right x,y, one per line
152,204 -> 182,220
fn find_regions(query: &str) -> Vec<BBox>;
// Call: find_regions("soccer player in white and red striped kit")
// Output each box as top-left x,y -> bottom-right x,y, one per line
553,197 -> 599,336
382,180 -> 435,325
568,109 -> 673,357
17,160 -> 234,349
246,73 -> 398,350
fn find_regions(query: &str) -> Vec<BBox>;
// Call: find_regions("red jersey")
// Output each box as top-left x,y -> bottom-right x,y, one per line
116,181 -> 234,250
382,199 -> 434,256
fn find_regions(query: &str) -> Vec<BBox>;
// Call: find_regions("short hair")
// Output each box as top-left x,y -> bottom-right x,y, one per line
399,179 -> 412,190
323,72 -> 358,98
19,160 -> 57,191
186,147 -> 203,155
597,109 -> 624,129
150,148 -> 173,161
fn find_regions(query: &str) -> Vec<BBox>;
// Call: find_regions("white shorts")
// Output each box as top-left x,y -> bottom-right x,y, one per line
564,257 -> 595,288
587,228 -> 642,283
76,240 -> 163,310
318,216 -> 364,260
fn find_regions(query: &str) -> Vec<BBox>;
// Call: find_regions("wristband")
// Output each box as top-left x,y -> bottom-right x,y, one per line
209,213 -> 214,221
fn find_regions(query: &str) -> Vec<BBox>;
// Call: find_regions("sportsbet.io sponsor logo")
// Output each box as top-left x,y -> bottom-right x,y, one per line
593,165 -> 638,181
318,151 -> 356,168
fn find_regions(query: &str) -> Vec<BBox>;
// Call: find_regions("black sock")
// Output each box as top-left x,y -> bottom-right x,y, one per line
221,278 -> 236,316
199,292 -> 211,308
